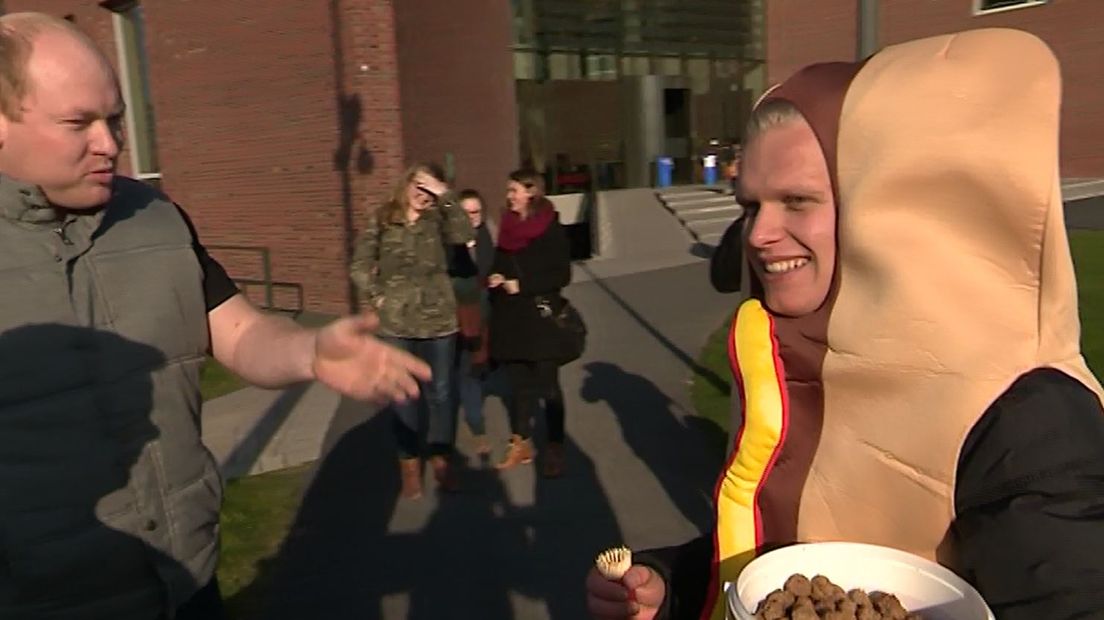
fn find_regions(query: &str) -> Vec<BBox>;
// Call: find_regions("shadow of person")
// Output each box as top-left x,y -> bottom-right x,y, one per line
242,397 -> 524,619
0,324 -> 198,616
233,397 -> 400,619
515,434 -> 626,620
580,360 -> 726,531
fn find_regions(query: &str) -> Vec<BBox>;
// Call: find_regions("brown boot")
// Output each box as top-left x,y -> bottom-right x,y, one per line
496,435 -> 534,470
542,442 -> 565,478
473,434 -> 492,456
429,455 -> 459,492
399,458 -> 422,499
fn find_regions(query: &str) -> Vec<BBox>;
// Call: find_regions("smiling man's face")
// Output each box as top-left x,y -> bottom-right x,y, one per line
739,118 -> 837,317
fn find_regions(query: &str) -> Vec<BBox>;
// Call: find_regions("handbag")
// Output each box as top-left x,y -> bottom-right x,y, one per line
509,255 -> 587,365
535,294 -> 587,365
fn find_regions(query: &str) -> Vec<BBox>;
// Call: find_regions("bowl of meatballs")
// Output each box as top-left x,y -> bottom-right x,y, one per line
727,542 -> 994,620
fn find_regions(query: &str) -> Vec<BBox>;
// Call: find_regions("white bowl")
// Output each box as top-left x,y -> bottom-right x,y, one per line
727,542 -> 995,620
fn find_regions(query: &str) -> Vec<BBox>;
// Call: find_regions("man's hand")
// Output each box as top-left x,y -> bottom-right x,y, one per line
414,171 -> 449,198
312,312 -> 431,404
503,279 -> 520,295
586,565 -> 666,620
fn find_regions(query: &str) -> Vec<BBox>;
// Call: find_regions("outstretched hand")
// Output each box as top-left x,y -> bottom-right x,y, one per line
586,565 -> 666,619
312,312 -> 431,404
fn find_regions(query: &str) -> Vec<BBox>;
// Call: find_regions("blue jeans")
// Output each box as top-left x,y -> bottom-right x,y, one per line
383,335 -> 457,459
455,347 -> 486,435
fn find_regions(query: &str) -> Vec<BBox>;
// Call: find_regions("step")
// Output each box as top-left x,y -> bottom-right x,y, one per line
664,196 -> 738,212
669,204 -> 741,221
653,190 -> 724,202
660,191 -> 729,205
678,208 -> 742,225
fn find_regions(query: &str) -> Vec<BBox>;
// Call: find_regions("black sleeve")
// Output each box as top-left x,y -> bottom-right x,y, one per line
709,217 -> 744,294
175,206 -> 239,312
475,225 -> 495,281
518,221 -> 571,296
953,368 -> 1104,619
634,534 -> 714,620
446,243 -> 478,279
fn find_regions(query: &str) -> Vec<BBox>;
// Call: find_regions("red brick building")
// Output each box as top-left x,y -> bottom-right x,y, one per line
7,0 -> 518,315
8,1 -> 1100,314
766,0 -> 1104,178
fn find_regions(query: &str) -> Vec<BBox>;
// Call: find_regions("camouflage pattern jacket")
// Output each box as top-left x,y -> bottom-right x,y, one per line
350,192 -> 474,338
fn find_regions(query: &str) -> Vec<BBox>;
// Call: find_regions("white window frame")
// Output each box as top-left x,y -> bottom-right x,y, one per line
109,1 -> 162,181
973,0 -> 1048,16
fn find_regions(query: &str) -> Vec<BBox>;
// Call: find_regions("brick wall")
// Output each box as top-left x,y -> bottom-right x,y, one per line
142,0 -> 405,315
10,0 -> 407,315
766,0 -> 1104,177
392,0 -> 518,219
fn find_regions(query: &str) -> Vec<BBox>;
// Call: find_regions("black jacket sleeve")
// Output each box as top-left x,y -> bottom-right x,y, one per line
634,534 -> 714,620
175,205 -> 239,311
953,367 -> 1104,619
709,217 -> 744,294
475,225 -> 495,282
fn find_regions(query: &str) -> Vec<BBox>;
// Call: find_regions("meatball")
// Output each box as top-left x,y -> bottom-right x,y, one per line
784,574 -> 814,598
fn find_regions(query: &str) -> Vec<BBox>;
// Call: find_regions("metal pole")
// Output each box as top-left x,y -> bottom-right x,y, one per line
858,0 -> 879,60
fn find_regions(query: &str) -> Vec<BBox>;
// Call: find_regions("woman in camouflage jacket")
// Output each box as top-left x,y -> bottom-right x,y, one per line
351,163 -> 474,499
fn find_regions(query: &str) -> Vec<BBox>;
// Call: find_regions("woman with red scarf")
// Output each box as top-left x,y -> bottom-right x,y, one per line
488,168 -> 572,477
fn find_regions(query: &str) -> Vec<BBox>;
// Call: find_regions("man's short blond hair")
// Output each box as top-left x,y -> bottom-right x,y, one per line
744,98 -> 805,145
0,12 -> 97,120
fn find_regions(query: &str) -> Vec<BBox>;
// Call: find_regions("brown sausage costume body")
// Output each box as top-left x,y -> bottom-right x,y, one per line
636,28 -> 1104,620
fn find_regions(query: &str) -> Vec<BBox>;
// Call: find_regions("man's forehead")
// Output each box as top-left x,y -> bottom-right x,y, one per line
741,126 -> 831,196
21,33 -> 121,114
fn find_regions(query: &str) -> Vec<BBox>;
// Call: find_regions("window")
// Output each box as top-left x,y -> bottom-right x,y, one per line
105,0 -> 160,180
974,0 -> 1048,15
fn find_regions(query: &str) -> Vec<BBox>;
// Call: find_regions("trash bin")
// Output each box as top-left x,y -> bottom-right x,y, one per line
703,154 -> 718,185
657,156 -> 674,188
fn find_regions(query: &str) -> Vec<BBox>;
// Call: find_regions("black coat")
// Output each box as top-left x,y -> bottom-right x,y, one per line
488,219 -> 571,363
636,368 -> 1104,620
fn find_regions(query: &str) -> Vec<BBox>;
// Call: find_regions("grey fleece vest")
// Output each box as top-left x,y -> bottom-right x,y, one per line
0,176 -> 220,619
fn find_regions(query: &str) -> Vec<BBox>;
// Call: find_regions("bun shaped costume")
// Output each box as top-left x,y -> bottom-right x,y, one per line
636,29 -> 1104,620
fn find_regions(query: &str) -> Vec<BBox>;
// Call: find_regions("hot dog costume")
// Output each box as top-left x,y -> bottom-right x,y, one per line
638,29 -> 1104,620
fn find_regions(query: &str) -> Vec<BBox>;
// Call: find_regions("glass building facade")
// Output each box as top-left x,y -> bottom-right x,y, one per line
510,0 -> 765,192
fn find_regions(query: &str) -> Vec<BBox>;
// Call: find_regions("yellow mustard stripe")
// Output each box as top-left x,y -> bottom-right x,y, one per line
708,299 -> 787,620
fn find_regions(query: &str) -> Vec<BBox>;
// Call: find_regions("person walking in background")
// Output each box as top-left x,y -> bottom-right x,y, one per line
489,169 -> 572,478
448,189 -> 495,458
351,164 -> 474,499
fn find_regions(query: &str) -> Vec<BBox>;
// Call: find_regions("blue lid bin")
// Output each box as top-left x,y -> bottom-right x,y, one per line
703,154 -> 718,185
657,156 -> 674,188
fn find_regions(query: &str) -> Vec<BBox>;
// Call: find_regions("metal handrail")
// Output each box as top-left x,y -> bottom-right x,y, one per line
206,244 -> 274,310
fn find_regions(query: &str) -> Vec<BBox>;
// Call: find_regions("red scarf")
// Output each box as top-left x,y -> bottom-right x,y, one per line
497,198 -> 555,252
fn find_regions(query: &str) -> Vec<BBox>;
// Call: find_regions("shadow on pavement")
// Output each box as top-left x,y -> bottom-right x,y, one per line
580,361 -> 726,532
230,395 -> 623,619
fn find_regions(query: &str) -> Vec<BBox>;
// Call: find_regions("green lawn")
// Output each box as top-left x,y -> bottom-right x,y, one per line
1071,230 -> 1104,377
218,463 -> 313,618
200,358 -> 247,401
692,229 -> 1104,432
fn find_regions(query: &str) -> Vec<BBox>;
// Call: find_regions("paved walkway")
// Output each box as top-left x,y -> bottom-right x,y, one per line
197,189 -> 1103,619
203,257 -> 736,619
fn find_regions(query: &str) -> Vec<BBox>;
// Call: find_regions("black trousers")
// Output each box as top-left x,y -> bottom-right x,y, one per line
503,360 -> 565,443
176,578 -> 226,620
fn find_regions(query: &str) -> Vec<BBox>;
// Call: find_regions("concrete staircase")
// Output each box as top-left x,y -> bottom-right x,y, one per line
656,186 -> 743,248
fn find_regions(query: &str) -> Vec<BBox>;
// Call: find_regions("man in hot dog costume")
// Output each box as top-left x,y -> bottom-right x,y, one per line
586,28 -> 1104,620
